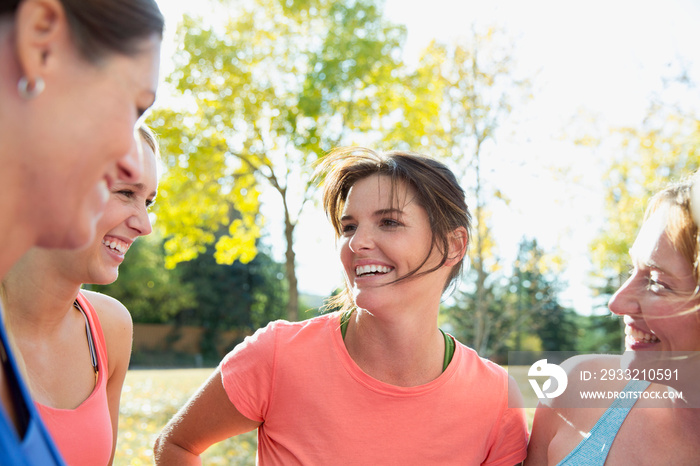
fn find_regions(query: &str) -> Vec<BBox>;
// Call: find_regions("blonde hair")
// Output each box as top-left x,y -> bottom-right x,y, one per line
137,123 -> 160,158
645,177 -> 700,286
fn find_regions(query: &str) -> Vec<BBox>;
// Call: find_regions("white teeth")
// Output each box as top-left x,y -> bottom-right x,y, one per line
103,239 -> 127,254
625,326 -> 659,343
355,264 -> 393,276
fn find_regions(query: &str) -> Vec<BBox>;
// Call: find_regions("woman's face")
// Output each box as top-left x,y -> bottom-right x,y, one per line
338,175 -> 450,314
21,30 -> 161,250
57,136 -> 158,285
609,205 -> 700,353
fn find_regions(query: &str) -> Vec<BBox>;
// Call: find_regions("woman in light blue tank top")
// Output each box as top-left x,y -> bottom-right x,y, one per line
553,379 -> 650,465
526,176 -> 700,465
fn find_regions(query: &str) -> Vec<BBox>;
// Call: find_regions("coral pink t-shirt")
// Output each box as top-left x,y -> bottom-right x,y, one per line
221,313 -> 527,465
36,292 -> 112,466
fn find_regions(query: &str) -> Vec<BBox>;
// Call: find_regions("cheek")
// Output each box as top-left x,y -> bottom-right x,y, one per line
96,203 -> 128,233
88,86 -> 138,165
338,239 -> 352,270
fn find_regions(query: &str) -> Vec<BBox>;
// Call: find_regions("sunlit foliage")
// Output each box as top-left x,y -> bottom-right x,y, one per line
589,93 -> 700,298
151,0 -> 406,320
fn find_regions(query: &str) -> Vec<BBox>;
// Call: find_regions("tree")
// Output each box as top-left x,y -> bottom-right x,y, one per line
575,313 -> 624,353
446,237 -> 574,358
393,27 -> 533,354
173,241 -> 287,358
151,0 -> 406,321
588,90 -> 700,303
91,235 -> 196,323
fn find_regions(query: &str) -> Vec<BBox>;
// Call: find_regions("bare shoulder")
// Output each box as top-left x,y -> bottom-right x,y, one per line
81,289 -> 133,338
526,355 -> 624,465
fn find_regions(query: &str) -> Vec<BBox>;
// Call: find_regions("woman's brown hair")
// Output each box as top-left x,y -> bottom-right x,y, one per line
1,0 -> 164,62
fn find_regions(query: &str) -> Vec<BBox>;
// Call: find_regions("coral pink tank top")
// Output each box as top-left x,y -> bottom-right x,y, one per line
35,292 -> 112,466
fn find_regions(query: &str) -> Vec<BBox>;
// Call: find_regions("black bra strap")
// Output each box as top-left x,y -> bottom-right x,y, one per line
73,300 -> 98,374
0,327 -> 30,438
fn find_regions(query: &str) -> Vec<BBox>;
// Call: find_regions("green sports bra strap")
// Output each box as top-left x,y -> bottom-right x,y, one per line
440,328 -> 455,371
339,312 -> 455,372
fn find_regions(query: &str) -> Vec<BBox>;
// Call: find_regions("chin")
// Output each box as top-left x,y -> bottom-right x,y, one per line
96,269 -> 120,286
352,290 -> 391,314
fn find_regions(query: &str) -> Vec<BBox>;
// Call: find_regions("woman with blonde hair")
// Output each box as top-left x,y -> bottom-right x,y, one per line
526,176 -> 700,465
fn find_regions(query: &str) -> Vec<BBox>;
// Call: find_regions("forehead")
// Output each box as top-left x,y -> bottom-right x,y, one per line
343,175 -> 413,210
631,206 -> 669,261
631,205 -> 692,276
106,34 -> 161,93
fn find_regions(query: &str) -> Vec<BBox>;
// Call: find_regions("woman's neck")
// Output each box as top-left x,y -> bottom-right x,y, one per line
0,155 -> 39,281
343,308 -> 444,387
0,216 -> 35,282
2,253 -> 81,334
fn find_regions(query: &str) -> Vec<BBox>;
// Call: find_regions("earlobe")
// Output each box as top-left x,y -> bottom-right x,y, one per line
445,227 -> 468,267
15,0 -> 67,91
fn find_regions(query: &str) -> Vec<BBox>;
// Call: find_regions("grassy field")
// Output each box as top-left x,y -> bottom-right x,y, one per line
115,367 -> 536,465
115,368 -> 257,465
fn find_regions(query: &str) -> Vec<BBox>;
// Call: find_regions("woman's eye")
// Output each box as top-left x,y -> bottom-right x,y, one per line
117,190 -> 135,198
381,218 -> 400,228
341,224 -> 356,235
146,199 -> 155,209
645,275 -> 669,293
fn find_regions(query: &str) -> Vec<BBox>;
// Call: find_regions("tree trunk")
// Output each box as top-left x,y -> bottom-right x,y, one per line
284,211 -> 299,321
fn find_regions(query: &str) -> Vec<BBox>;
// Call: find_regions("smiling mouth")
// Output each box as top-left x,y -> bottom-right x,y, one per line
355,265 -> 394,277
102,238 -> 129,255
625,325 -> 660,344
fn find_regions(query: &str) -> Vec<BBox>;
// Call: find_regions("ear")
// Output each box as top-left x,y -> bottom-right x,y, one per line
15,0 -> 67,84
444,226 -> 468,267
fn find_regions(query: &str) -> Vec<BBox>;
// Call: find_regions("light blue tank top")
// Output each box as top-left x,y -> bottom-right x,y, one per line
0,307 -> 66,465
556,378 -> 651,465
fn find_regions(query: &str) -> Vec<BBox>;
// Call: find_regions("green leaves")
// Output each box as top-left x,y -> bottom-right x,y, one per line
149,0 -> 410,319
589,104 -> 700,291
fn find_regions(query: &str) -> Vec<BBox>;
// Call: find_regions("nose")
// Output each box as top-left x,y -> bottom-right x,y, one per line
348,225 -> 373,252
608,274 -> 640,316
127,206 -> 153,237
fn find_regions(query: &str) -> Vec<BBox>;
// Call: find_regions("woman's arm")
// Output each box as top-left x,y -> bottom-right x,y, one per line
154,367 -> 262,465
523,401 -> 556,465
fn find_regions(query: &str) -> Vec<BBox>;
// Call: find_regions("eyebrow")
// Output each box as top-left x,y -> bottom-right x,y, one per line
123,181 -> 157,199
633,255 -> 676,279
340,208 -> 404,222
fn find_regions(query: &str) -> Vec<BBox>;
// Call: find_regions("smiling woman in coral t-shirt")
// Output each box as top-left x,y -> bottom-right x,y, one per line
155,147 -> 528,466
